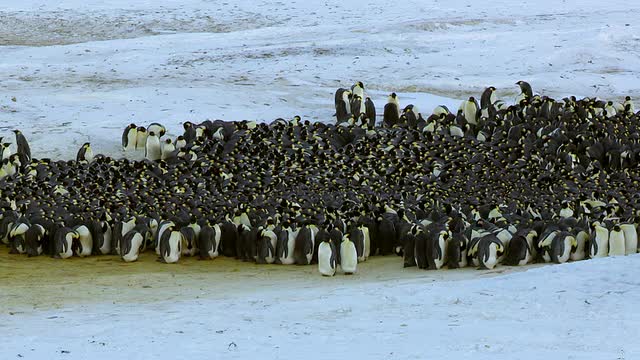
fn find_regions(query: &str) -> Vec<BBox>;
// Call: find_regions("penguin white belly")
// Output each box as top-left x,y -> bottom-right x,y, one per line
557,236 -> 573,263
75,226 -> 93,257
571,231 -> 588,261
155,223 -> 172,255
145,137 -> 161,161
136,132 -> 147,150
281,231 -> 297,265
125,130 -> 137,151
434,236 -> 447,269
482,243 -> 499,269
621,224 -> 638,255
609,231 -> 625,256
60,235 -> 74,259
161,143 -> 175,160
318,242 -> 336,276
458,249 -> 468,268
518,249 -> 531,266
100,225 -> 112,255
264,232 -> 277,264
340,240 -> 358,274
122,233 -> 144,262
210,224 -> 221,258
122,220 -> 136,236
164,233 -> 182,264
591,227 -> 609,258
361,226 -> 371,260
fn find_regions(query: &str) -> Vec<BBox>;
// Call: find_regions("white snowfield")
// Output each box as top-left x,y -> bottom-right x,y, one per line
1,0 -> 639,159
1,256 -> 639,359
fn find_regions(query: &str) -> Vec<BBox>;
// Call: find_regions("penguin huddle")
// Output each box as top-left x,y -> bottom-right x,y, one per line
1,81 -> 640,276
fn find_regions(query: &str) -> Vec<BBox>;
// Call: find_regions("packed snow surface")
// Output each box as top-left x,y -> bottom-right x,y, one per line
1,254 -> 639,359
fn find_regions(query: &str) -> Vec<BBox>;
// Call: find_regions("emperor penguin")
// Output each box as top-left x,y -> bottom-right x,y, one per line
159,228 -> 182,264
350,226 -> 366,262
53,227 -> 78,259
460,97 -> 480,125
294,224 -> 315,265
334,88 -> 351,123
446,232 -> 468,269
8,219 -> 30,254
383,93 -> 400,128
13,130 -> 31,162
198,223 -> 221,260
276,221 -> 297,265
72,224 -> 93,257
180,226 -> 198,257
175,136 -> 187,150
256,226 -> 278,264
161,139 -> 175,160
549,231 -> 576,264
122,124 -> 137,151
620,223 -> 637,255
120,230 -> 145,262
480,86 -> 497,117
589,222 -> 609,258
364,97 -> 376,126
604,101 -> 617,118
623,96 -> 635,114
474,235 -> 504,270
135,126 -> 147,150
76,143 -> 94,163
0,142 -> 11,162
155,220 -> 175,255
414,226 -> 428,269
145,132 -> 162,161
24,224 -> 46,257
515,81 -> 533,102
340,233 -> 358,274
570,227 -> 589,261
608,224 -> 625,256
318,237 -> 337,276
428,229 -> 450,270
502,229 -> 535,266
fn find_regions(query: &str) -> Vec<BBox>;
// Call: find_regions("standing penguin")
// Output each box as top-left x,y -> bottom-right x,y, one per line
76,143 -> 94,163
340,233 -> 357,274
180,226 -> 198,257
24,224 -> 46,257
276,221 -> 297,265
145,132 -> 162,161
590,222 -> 609,258
515,81 -> 533,102
256,227 -> 278,264
135,126 -> 147,151
364,97 -> 376,126
608,225 -> 625,256
334,88 -> 352,123
318,238 -> 337,276
460,97 -> 480,126
122,124 -> 137,151
502,229 -> 534,266
294,224 -> 315,265
13,130 -> 30,163
571,227 -> 589,261
198,223 -> 221,260
8,219 -> 30,254
480,86 -> 497,117
383,93 -> 400,128
161,138 -> 176,160
620,223 -> 637,255
414,227 -> 428,269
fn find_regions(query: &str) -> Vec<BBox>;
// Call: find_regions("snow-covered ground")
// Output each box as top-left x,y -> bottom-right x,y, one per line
2,255 -> 639,359
1,0 -> 639,158
2,1 -> 640,358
